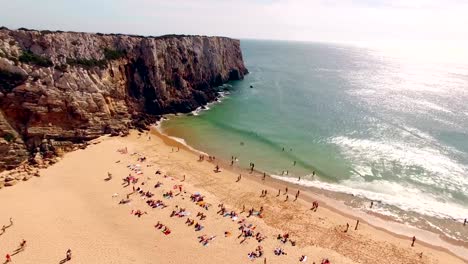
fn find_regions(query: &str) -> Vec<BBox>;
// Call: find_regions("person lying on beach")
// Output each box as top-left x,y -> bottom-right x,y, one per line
321,259 -> 330,264
223,211 -> 239,221
197,201 -> 210,210
163,191 -> 174,199
131,210 -> 147,217
196,212 -> 207,220
277,233 -> 290,244
146,199 -> 167,209
104,172 -> 113,181
299,255 -> 308,262
274,248 -> 287,256
191,193 -> 204,202
154,181 -> 163,188
194,222 -> 204,231
185,218 -> 195,226
144,191 -> 154,198
119,198 -> 132,204
154,222 -> 171,235
217,205 -> 227,215
247,246 -> 264,259
171,208 -> 190,218
154,221 -> 164,229
214,165 -> 221,173
198,235 -> 216,246
255,232 -> 266,242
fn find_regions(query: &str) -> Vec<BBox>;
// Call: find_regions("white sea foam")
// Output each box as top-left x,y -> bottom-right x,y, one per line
270,175 -> 468,222
329,136 -> 468,194
189,91 -> 230,116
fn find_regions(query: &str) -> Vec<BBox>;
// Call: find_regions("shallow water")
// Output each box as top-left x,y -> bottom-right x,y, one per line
161,40 -> 468,242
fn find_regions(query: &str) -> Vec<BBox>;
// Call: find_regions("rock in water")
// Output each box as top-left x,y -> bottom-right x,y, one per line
0,28 -> 248,171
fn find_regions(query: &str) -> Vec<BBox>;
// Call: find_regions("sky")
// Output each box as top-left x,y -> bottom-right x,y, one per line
1,0 -> 468,44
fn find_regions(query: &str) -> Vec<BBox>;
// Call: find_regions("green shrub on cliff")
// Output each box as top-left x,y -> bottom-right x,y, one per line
3,133 -> 16,143
103,48 -> 125,60
19,51 -> 53,67
64,48 -> 125,69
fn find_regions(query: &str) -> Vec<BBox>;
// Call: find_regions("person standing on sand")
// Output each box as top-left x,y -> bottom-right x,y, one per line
263,173 -> 266,181
345,223 -> 349,233
19,239 -> 26,249
355,220 -> 360,230
66,249 -> 72,260
411,236 -> 416,247
285,187 -> 288,194
277,189 -> 281,196
5,254 -> 11,262
464,219 -> 467,226
294,190 -> 300,201
370,201 -> 374,209
298,176 -> 301,181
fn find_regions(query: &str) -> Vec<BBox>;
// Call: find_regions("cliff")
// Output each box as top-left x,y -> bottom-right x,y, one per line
0,27 -> 247,171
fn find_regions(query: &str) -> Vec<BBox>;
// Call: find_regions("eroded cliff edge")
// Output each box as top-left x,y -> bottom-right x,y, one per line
0,27 -> 247,171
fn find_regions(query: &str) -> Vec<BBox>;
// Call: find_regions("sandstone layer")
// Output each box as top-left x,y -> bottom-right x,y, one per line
0,27 -> 247,171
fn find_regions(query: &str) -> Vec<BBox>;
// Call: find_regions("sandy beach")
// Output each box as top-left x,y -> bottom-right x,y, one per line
0,129 -> 466,264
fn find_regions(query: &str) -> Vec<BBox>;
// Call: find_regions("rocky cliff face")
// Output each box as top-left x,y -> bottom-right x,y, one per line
0,27 -> 247,170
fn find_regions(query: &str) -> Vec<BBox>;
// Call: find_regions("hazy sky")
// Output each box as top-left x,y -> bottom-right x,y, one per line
1,0 -> 468,43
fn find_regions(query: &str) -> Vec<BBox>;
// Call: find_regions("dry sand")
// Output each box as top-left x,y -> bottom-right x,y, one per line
0,129 -> 466,264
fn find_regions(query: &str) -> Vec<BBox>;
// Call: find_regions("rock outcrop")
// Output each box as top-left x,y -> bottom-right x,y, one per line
0,27 -> 247,170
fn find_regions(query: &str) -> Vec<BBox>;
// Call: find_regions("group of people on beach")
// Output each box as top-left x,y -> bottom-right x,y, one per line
111,145 -> 342,264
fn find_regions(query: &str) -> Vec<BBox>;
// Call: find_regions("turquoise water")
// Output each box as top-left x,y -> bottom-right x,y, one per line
161,40 -> 468,241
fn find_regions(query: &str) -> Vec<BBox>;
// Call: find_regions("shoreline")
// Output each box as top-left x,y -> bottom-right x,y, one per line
0,129 -> 466,263
154,125 -> 468,262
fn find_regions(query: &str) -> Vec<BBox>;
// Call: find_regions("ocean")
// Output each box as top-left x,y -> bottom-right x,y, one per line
160,40 -> 468,243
